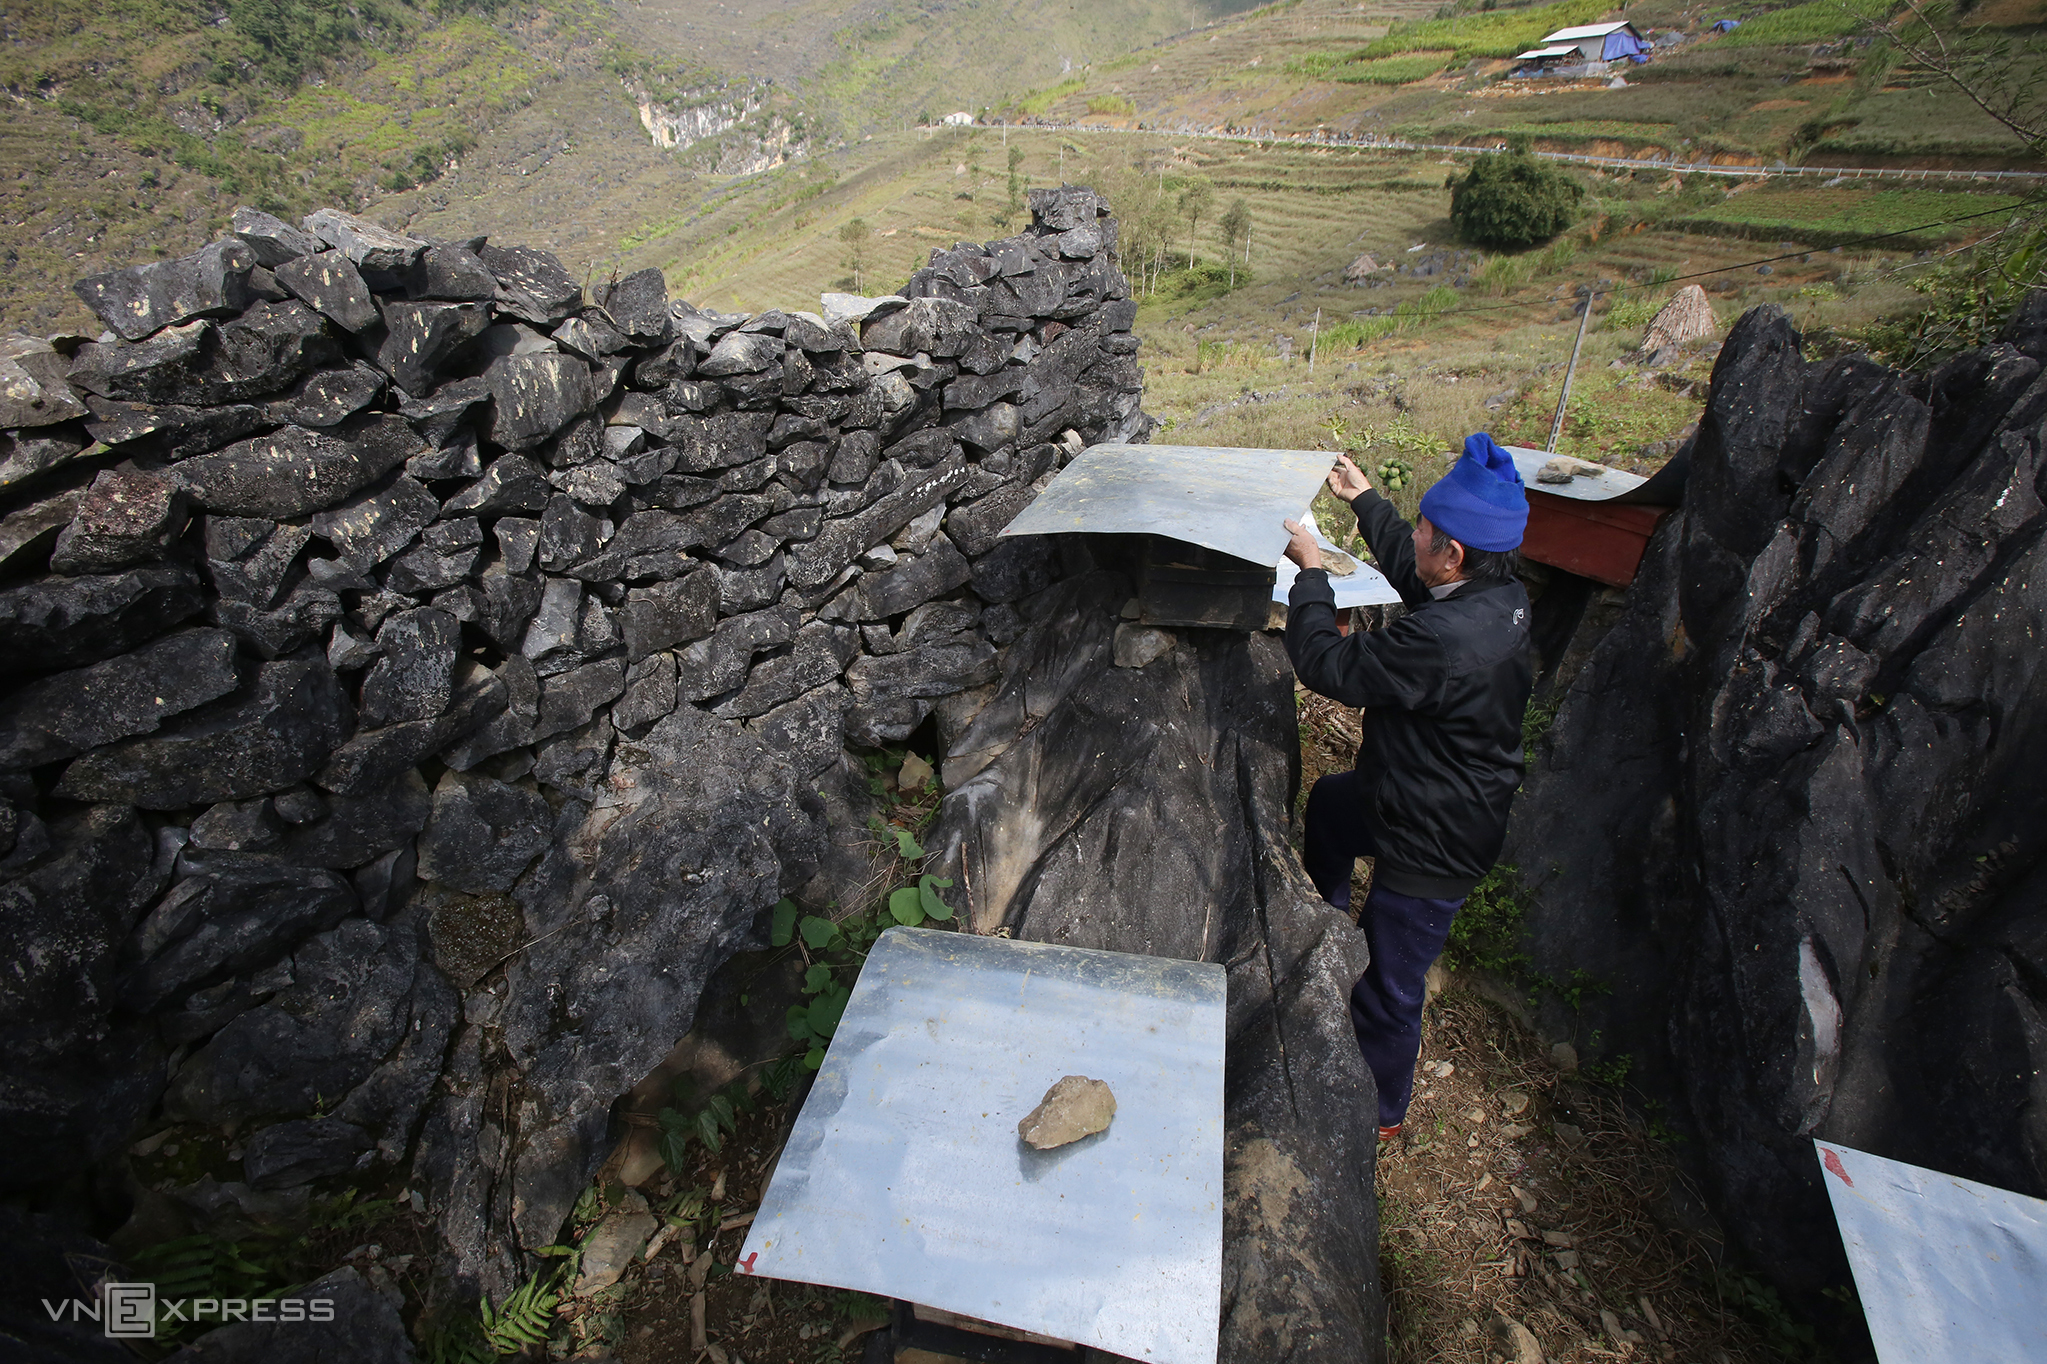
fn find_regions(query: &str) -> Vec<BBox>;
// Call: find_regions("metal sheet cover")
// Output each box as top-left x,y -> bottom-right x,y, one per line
998,442 -> 1336,567
737,928 -> 1227,1364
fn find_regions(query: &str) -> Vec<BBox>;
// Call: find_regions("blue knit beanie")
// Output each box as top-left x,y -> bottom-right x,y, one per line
1417,432 -> 1528,552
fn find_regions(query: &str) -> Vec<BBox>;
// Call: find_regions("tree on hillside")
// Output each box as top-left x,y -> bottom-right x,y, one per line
1218,197 -> 1252,288
1448,136 -> 1583,250
839,218 -> 871,293
1007,145 -> 1026,215
1178,177 -> 1216,268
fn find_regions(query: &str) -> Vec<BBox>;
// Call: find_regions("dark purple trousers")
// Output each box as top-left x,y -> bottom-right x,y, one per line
1303,770 -> 1464,1130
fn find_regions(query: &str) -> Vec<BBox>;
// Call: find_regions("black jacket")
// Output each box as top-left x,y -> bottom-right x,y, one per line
1285,488 -> 1533,900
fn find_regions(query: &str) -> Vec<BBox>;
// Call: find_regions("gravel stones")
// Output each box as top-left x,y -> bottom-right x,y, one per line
1017,1075 -> 1116,1149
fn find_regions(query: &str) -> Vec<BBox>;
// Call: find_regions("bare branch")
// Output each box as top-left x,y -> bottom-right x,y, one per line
1854,0 -> 2047,146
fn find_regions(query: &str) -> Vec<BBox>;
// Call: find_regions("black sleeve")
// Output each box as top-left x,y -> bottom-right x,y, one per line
1352,488 -> 1430,607
1286,572 -> 1448,711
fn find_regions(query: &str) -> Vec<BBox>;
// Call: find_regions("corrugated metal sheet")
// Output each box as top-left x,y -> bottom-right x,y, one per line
738,928 -> 1227,1364
999,442 -> 1336,568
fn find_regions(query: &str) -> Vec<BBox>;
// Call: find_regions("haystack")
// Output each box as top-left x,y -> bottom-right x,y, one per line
1641,283 -> 1716,352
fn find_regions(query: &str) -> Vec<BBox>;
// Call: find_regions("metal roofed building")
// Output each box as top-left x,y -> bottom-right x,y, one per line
1540,19 -> 1650,62
1511,42 -> 1585,74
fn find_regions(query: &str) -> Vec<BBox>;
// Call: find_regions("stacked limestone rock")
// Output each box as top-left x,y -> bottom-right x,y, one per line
0,188 -> 1145,1298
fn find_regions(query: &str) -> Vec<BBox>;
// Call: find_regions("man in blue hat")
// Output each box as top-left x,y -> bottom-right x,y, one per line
1281,433 -> 1533,1143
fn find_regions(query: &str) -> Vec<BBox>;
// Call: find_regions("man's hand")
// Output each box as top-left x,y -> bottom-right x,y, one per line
1283,518 -> 1322,571
1328,453 -> 1371,501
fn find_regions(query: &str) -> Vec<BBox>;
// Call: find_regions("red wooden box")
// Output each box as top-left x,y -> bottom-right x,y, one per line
1520,490 -> 1673,589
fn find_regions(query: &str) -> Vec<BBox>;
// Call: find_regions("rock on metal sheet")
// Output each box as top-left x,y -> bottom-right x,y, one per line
999,443 -> 1335,567
737,927 -> 1227,1364
1505,444 -> 1649,502
1815,1140 -> 2047,1363
1272,508 -> 1404,608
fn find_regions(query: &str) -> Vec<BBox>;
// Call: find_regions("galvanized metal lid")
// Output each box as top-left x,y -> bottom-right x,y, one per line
999,442 -> 1337,568
737,927 -> 1227,1364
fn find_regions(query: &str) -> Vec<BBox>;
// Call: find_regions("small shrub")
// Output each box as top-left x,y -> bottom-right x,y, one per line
1449,142 -> 1584,249
1085,94 -> 1135,115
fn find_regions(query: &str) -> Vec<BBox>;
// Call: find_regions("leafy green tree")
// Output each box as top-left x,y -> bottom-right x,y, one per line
1448,137 -> 1583,250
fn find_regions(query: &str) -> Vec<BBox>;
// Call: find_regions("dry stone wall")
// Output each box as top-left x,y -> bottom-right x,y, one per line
0,188 -> 1147,1297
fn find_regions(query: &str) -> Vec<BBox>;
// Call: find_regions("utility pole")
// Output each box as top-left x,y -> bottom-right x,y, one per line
1547,287 -> 1595,453
1308,308 -> 1320,371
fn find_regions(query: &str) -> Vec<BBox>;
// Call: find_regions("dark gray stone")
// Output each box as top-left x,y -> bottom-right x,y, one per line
533,715 -> 613,802
272,250 -> 378,332
303,209 -> 427,272
54,658 -> 353,809
675,606 -> 797,701
604,268 -> 673,343
669,410 -> 774,473
168,1264 -> 414,1363
418,770 -> 551,893
397,373 -> 489,446
165,912 -> 439,1121
0,627 -> 240,770
623,570 -> 719,662
479,243 -> 582,325
538,493 -> 605,569
360,608 -> 460,726
1501,310 -> 2047,1339
48,468 -> 188,574
231,207 -> 320,266
204,518 -> 309,608
861,296 -> 978,358
65,318 -> 210,403
0,562 -> 205,681
712,621 -> 857,719
613,652 -> 677,730
698,330 -> 783,376
277,768 -> 432,867
81,398 -> 269,461
0,338 -> 88,427
788,454 -> 968,589
311,475 -> 440,570
439,657 -> 539,770
0,489 -> 79,574
267,363 -> 385,428
486,351 -> 595,450
73,239 -> 256,341
719,552 -> 785,612
416,243 -> 496,301
375,300 -> 491,397
314,675 -> 506,797
828,428 -> 881,483
442,453 -> 551,517
534,658 -> 626,740
415,700 -> 825,1295
189,797 -> 283,852
240,1117 -> 373,1190
969,536 -> 1058,604
820,540 -> 973,622
844,637 -> 998,744
122,852 -> 358,1012
946,482 -> 1036,557
212,581 -> 344,659
172,415 -> 422,519
554,313 -> 630,363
